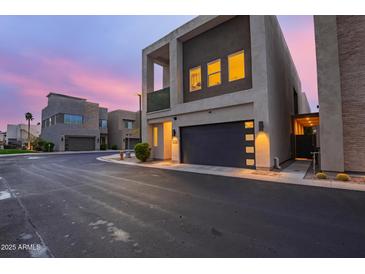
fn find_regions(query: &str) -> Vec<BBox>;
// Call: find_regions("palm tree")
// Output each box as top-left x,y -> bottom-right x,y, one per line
25,112 -> 34,150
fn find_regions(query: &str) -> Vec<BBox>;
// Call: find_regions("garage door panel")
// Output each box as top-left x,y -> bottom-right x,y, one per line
180,121 -> 255,168
65,136 -> 95,151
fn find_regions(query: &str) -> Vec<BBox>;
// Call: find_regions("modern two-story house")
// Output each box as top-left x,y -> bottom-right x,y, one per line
108,109 -> 141,150
41,93 -> 108,151
142,16 -> 310,170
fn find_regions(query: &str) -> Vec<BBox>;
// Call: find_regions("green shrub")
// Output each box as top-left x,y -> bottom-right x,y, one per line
43,142 -> 54,152
134,143 -> 151,162
335,173 -> 351,181
111,144 -> 118,150
100,144 -> 107,150
315,172 -> 327,179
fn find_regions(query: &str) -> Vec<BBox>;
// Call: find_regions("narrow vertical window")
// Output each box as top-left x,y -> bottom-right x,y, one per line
207,59 -> 221,87
189,66 -> 202,92
228,50 -> 245,82
153,127 -> 158,147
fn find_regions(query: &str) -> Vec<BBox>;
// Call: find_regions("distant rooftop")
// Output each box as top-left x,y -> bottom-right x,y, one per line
47,92 -> 86,101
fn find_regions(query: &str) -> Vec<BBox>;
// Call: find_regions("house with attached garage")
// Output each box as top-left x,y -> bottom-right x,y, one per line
142,15 -> 311,170
41,93 -> 108,151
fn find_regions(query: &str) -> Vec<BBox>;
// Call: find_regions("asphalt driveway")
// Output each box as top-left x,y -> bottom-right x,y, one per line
1,152 -> 365,257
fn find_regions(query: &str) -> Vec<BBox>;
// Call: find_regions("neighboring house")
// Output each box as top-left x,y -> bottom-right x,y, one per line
0,131 -> 6,149
315,16 -> 365,172
142,15 -> 311,170
41,93 -> 108,151
5,124 -> 41,148
108,110 -> 140,150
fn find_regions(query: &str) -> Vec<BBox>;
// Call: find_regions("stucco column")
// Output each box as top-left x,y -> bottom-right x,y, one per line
169,38 -> 183,106
250,16 -> 271,169
141,52 -> 154,144
314,16 -> 345,172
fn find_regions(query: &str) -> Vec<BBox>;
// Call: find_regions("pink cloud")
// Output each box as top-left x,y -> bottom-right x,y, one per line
280,17 -> 318,111
0,53 -> 140,131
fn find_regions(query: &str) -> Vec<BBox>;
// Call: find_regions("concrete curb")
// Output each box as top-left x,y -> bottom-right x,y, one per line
0,150 -> 120,158
97,154 -> 365,192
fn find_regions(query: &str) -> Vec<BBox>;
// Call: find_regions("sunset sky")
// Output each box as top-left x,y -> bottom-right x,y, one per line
0,16 -> 317,132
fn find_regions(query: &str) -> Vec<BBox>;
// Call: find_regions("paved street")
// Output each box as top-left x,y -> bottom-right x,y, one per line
1,153 -> 365,258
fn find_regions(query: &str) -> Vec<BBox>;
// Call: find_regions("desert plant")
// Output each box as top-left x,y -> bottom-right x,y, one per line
134,142 -> 151,162
315,172 -> 327,179
335,173 -> 351,181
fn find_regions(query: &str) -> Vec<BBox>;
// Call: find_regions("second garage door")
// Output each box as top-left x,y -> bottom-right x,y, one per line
180,121 -> 255,169
65,136 -> 95,151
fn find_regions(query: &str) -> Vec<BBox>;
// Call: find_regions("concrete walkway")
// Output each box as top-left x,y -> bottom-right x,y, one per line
98,154 -> 365,192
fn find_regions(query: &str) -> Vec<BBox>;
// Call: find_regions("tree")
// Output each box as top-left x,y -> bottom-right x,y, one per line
25,112 -> 34,150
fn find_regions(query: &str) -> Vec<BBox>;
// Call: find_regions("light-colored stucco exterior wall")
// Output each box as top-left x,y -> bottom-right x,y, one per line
142,15 -> 302,169
265,16 -> 304,165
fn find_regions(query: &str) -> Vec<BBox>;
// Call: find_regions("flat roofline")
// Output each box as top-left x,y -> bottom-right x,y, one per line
47,92 -> 86,101
143,16 -> 235,54
108,109 -> 139,114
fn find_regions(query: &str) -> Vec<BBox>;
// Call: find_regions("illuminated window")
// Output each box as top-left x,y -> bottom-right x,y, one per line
246,159 -> 255,166
246,146 -> 255,153
245,134 -> 254,141
228,51 -> 245,82
244,121 -> 254,129
189,66 -> 202,92
207,59 -> 221,87
153,127 -> 158,147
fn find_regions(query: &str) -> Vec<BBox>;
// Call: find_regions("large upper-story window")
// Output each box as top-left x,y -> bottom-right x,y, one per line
189,66 -> 202,92
207,59 -> 221,87
64,114 -> 83,125
99,119 -> 107,129
228,50 -> 245,82
124,120 -> 134,129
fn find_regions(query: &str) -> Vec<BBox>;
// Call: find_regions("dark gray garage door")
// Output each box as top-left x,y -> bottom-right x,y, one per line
180,121 -> 255,169
65,136 -> 95,151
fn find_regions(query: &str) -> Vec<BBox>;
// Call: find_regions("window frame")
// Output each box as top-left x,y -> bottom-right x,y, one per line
123,119 -> 134,129
64,114 -> 83,125
207,59 -> 221,88
99,119 -> 108,129
228,50 -> 245,82
189,66 -> 202,92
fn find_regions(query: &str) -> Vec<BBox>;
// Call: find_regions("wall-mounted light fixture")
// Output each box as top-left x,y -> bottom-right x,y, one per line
259,121 -> 264,132
172,129 -> 176,137
97,138 -> 100,143
61,136 -> 64,142
173,116 -> 177,121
